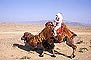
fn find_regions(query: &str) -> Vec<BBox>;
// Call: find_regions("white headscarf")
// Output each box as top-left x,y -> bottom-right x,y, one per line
56,13 -> 63,20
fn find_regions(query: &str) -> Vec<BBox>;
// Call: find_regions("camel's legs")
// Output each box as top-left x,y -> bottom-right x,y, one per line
66,38 -> 77,58
51,48 -> 56,57
38,43 -> 44,57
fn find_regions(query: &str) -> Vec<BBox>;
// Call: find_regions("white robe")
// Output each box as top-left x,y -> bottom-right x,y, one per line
54,13 -> 63,36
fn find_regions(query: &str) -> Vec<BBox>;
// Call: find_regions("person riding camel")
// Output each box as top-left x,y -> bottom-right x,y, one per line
54,13 -> 63,36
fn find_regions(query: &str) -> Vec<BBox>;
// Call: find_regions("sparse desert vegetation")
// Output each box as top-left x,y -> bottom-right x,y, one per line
0,23 -> 91,60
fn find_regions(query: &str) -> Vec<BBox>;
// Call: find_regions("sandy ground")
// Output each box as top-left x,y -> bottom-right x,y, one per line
0,23 -> 91,60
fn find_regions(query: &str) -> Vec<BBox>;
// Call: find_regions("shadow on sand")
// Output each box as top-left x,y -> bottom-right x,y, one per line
13,43 -> 43,55
13,43 -> 71,58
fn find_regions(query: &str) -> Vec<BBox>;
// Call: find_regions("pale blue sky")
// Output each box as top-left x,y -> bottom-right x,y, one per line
0,0 -> 91,24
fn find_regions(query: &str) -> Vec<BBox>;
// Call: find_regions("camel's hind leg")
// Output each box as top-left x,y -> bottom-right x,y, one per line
65,38 -> 77,58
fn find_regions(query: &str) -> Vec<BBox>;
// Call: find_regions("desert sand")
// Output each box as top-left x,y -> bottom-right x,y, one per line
0,23 -> 91,60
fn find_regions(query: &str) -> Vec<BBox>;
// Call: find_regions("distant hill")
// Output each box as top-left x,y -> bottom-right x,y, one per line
0,20 -> 91,26
63,20 -> 91,26
23,20 -> 90,26
64,22 -> 84,26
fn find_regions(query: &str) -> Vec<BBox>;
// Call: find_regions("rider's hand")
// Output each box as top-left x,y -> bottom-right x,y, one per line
54,20 -> 56,22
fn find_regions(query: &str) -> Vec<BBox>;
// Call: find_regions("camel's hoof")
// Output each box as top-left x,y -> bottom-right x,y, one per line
51,55 -> 56,57
73,55 -> 75,58
70,54 -> 75,59
39,54 -> 44,57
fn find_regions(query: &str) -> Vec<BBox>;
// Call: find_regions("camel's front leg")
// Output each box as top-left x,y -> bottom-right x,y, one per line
39,43 -> 44,57
51,48 -> 56,57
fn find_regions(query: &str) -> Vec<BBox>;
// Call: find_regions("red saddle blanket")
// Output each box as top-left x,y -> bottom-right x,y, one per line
56,27 -> 62,34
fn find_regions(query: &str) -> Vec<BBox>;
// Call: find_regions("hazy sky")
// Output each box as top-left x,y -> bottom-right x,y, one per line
0,0 -> 91,24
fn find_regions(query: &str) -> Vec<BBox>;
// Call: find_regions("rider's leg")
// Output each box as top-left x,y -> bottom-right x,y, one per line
54,30 -> 57,36
54,26 -> 61,36
54,26 -> 59,36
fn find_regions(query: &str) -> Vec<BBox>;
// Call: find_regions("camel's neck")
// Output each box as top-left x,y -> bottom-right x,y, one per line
38,28 -> 46,41
38,27 -> 52,41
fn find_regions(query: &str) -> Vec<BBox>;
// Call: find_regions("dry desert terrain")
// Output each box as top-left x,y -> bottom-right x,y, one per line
0,23 -> 91,60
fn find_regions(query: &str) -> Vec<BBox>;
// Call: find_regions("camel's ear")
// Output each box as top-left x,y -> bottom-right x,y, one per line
45,23 -> 47,26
